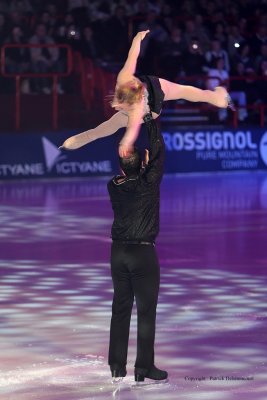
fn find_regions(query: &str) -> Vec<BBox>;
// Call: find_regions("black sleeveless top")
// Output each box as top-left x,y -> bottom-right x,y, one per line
138,75 -> 164,115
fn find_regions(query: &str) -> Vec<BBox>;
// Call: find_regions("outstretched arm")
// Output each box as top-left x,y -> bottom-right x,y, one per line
59,111 -> 128,150
116,31 -> 150,157
116,30 -> 149,85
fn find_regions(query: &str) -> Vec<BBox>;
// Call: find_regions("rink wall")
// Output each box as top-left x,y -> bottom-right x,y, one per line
0,127 -> 267,180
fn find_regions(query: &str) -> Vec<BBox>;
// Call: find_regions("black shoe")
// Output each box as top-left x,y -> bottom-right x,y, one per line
134,365 -> 168,382
110,365 -> 127,379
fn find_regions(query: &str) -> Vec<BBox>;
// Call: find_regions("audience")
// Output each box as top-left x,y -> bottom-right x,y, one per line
0,0 -> 266,112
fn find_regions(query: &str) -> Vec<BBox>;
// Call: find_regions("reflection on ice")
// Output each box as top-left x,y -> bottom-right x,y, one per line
1,173 -> 267,400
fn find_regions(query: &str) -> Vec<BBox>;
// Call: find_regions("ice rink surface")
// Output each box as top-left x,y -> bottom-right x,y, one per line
0,172 -> 267,399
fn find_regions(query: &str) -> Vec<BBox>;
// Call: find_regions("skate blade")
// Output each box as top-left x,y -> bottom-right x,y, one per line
226,94 -> 236,111
111,377 -> 124,384
134,378 -> 169,386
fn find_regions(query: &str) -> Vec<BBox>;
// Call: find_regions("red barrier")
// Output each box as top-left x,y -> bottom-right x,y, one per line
1,44 -> 73,130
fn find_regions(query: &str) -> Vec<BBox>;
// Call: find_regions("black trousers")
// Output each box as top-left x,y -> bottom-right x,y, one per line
108,241 -> 160,370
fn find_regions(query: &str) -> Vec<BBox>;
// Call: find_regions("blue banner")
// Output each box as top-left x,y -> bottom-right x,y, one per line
0,131 -> 121,180
162,128 -> 267,172
0,128 -> 267,179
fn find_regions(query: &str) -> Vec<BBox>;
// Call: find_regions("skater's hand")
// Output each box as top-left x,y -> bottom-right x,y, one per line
144,148 -> 149,165
58,137 -> 77,150
134,30 -> 150,42
118,143 -> 134,158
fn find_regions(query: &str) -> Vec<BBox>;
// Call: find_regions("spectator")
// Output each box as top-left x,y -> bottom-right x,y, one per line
160,1 -> 173,19
53,24 -> 67,45
160,26 -> 186,81
9,10 -> 30,34
202,0 -> 221,32
89,6 -> 110,60
65,23 -> 82,52
233,42 -> 254,71
68,0 -> 90,27
4,25 -> 31,93
194,14 -> 211,52
258,59 -> 267,104
137,9 -> 168,44
227,24 -> 245,60
79,25 -> 98,59
9,0 -> 33,15
0,1 -> 9,13
149,0 -> 165,15
197,0 -> 210,16
54,17 -> 82,56
255,43 -> 267,74
229,62 -> 248,121
231,61 -> 246,89
106,6 -> 129,62
53,23 -> 72,93
208,10 -> 227,35
249,24 -> 267,56
137,10 -> 168,71
184,18 -> 210,54
243,66 -> 261,106
207,57 -> 248,122
206,0 -> 219,18
206,57 -> 229,121
9,0 -> 33,16
5,25 -> 30,73
159,2 -> 175,34
225,3 -> 240,25
205,38 -> 230,72
182,37 -> 206,88
213,22 -> 227,49
180,0 -> 197,17
110,1 -> 136,17
64,11 -> 75,28
38,11 -> 56,37
0,12 -> 9,45
238,18 -> 249,40
133,0 -> 151,18
29,23 -> 62,94
45,2 -> 60,25
89,1 -> 110,22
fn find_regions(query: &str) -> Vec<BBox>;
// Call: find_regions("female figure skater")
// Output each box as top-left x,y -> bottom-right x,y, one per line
60,30 -> 232,156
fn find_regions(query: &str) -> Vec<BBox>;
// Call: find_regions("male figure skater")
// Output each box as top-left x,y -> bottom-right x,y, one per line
107,111 -> 167,383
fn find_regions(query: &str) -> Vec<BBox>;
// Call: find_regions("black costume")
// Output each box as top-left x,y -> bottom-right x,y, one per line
138,75 -> 165,115
107,112 -> 165,371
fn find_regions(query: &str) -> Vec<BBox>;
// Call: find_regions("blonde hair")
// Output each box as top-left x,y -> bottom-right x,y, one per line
112,79 -> 145,106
